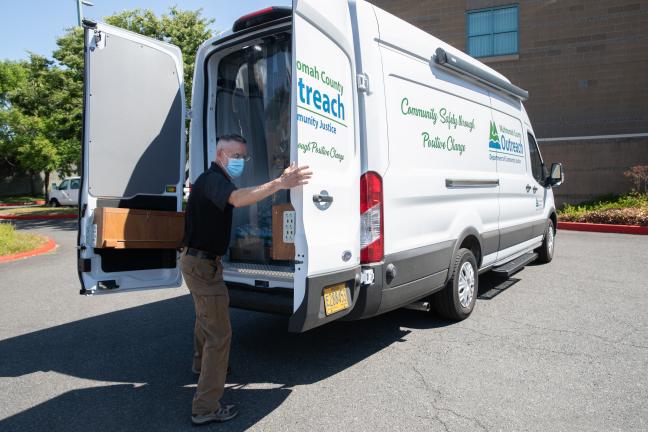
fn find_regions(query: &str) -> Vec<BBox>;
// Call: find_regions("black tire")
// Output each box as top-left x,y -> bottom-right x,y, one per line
536,219 -> 555,264
430,248 -> 478,321
48,198 -> 60,207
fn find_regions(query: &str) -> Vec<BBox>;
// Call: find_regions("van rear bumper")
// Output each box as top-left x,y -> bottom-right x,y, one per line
342,262 -> 384,321
226,267 -> 362,333
227,283 -> 293,315
288,267 -> 361,333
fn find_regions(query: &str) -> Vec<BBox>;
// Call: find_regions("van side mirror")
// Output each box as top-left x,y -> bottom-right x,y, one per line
51,183 -> 58,190
547,163 -> 564,187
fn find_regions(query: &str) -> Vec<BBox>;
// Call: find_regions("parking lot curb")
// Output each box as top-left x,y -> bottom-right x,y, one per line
558,221 -> 648,235
0,201 -> 46,207
0,214 -> 76,220
0,235 -> 57,264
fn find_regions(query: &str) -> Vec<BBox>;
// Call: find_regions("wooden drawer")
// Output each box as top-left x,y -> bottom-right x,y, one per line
94,207 -> 184,249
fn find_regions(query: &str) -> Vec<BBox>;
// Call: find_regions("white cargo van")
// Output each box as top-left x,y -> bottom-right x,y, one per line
77,0 -> 564,332
50,176 -> 80,207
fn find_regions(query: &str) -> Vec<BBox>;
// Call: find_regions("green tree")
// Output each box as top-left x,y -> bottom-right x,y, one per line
0,55 -> 73,198
1,8 -> 213,198
0,60 -> 28,175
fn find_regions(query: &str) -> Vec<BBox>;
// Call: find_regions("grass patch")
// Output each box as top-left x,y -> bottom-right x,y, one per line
0,223 -> 46,256
0,206 -> 77,216
0,195 -> 44,204
559,193 -> 648,226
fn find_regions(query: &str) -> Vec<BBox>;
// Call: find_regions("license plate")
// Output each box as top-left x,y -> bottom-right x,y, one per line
323,283 -> 350,316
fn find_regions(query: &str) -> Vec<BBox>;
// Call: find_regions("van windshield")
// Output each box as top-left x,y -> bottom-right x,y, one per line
216,32 -> 291,184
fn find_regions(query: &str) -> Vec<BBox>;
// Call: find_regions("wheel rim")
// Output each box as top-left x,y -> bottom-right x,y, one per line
458,261 -> 475,308
547,225 -> 554,256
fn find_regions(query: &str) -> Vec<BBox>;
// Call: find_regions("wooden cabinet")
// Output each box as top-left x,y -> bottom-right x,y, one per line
94,207 -> 184,249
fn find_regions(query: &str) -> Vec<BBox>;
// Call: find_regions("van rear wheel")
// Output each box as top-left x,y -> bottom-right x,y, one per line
430,248 -> 478,321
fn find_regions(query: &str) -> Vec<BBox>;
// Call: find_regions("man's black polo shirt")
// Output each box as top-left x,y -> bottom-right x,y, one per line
183,162 -> 237,255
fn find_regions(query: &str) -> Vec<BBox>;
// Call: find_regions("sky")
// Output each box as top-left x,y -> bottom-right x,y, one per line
0,0 -> 291,61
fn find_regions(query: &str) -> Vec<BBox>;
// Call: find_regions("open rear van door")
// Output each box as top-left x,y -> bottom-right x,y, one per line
77,22 -> 185,294
288,0 -> 361,332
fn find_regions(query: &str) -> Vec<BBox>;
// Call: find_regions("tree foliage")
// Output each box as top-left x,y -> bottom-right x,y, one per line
0,7 -> 214,196
0,55 -> 74,197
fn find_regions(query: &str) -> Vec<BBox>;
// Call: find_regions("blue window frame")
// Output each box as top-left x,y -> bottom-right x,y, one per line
467,5 -> 519,58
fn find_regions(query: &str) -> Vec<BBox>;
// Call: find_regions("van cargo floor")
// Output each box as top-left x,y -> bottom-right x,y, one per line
223,262 -> 294,281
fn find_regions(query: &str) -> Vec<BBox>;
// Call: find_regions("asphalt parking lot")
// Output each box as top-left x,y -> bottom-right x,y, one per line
0,220 -> 647,432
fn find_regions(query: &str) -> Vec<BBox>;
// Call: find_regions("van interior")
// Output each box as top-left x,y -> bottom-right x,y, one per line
208,30 -> 295,290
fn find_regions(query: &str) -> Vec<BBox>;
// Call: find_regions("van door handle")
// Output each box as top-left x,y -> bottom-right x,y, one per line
526,184 -> 532,192
532,186 -> 538,193
313,191 -> 333,211
313,194 -> 333,203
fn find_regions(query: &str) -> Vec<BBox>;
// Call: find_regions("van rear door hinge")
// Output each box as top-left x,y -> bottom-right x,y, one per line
357,73 -> 370,94
89,30 -> 105,51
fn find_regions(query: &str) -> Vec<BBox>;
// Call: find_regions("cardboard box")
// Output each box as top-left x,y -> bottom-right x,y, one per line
94,207 -> 184,249
271,203 -> 295,260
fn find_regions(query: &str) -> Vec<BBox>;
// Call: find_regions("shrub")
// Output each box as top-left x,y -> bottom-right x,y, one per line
624,165 -> 648,194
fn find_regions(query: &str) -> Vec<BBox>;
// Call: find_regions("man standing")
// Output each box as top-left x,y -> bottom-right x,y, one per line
181,134 -> 311,426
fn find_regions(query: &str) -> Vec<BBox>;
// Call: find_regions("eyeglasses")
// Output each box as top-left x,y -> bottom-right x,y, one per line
227,153 -> 252,162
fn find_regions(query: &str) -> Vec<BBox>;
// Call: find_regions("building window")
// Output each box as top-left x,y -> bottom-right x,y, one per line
467,5 -> 519,58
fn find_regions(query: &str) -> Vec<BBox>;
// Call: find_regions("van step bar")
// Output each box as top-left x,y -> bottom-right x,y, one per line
491,252 -> 538,277
404,301 -> 431,312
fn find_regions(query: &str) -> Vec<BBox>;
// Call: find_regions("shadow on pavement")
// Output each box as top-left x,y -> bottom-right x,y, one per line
0,294 -> 455,431
10,218 -> 78,232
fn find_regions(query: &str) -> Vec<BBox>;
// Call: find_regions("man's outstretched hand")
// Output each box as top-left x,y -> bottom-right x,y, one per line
277,163 -> 313,189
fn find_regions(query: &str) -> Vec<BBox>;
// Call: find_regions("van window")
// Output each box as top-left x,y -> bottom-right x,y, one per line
70,179 -> 80,190
215,32 -> 292,184
527,133 -> 544,184
214,32 -> 292,261
58,180 -> 70,190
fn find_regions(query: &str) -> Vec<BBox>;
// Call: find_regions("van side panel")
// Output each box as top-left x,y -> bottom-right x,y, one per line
490,93 -> 545,260
368,8 -> 500,312
489,98 -> 536,256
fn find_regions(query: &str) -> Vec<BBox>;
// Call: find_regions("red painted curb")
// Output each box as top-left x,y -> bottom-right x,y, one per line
0,235 -> 57,264
0,214 -> 76,220
558,221 -> 648,235
0,200 -> 46,207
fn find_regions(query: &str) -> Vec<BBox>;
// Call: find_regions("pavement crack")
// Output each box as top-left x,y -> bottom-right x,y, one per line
412,366 -> 489,432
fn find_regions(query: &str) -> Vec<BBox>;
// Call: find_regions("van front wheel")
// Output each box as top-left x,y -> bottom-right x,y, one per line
430,248 -> 478,321
535,219 -> 555,264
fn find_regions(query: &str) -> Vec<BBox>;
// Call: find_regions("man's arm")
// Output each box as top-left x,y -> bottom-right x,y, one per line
228,163 -> 312,208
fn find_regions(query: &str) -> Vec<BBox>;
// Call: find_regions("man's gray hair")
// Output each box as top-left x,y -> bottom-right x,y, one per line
216,134 -> 247,150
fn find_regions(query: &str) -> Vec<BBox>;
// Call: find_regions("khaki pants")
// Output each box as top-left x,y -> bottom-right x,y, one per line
180,252 -> 231,416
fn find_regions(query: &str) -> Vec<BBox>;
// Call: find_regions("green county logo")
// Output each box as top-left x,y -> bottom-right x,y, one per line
489,121 -> 501,150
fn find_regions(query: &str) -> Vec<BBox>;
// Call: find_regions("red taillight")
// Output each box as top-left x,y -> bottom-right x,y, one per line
233,6 -> 292,33
360,172 -> 383,263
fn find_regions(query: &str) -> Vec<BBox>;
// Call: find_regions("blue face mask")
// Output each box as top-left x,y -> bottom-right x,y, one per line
226,158 -> 245,178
